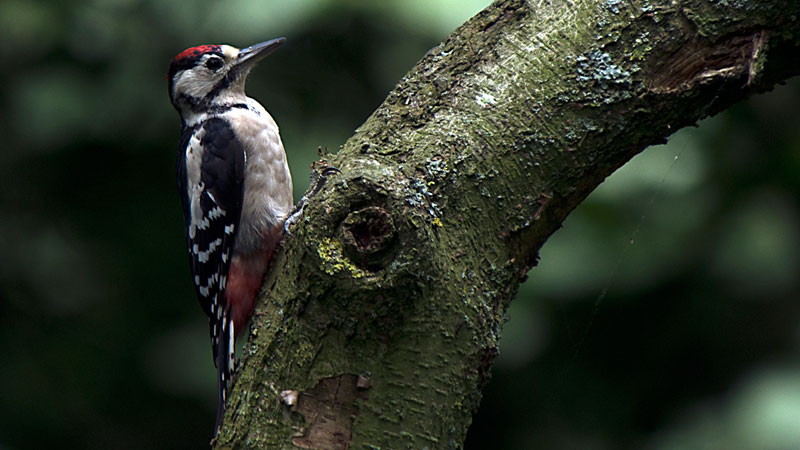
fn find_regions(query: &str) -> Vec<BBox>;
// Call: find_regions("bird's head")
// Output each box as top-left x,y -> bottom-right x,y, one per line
167,38 -> 285,114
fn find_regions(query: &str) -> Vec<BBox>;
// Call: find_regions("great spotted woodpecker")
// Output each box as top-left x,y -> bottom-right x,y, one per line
167,38 -> 293,432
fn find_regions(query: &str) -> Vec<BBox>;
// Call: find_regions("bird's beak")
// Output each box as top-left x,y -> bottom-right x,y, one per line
235,37 -> 286,69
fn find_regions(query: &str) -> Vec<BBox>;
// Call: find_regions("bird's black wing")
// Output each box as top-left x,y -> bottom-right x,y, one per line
176,117 -> 245,429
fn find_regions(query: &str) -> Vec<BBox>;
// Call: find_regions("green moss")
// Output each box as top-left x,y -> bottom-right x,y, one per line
316,236 -> 369,278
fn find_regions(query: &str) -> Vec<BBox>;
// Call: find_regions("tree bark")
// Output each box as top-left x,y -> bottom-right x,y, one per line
214,0 -> 800,448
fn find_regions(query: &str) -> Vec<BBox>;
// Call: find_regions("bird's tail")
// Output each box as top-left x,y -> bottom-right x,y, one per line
213,311 -> 235,436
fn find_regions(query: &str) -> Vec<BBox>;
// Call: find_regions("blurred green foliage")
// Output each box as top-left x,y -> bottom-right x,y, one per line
0,1 -> 798,449
474,84 -> 800,449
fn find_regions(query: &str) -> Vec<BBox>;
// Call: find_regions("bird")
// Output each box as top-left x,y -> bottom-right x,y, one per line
166,38 -> 293,433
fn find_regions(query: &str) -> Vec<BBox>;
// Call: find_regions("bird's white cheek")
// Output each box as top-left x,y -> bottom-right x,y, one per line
175,70 -> 216,98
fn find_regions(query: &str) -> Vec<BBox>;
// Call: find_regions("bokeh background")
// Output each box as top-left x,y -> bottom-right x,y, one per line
1,1 -> 799,449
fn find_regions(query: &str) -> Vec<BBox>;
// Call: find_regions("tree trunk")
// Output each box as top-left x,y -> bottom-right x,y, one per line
214,0 -> 800,448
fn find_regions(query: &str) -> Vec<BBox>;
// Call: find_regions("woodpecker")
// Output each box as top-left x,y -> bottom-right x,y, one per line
167,38 -> 293,432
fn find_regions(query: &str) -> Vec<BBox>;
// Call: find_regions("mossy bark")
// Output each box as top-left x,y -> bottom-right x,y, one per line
214,0 -> 800,448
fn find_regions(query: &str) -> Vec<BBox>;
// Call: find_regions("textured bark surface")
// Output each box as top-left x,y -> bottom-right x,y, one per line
214,0 -> 800,448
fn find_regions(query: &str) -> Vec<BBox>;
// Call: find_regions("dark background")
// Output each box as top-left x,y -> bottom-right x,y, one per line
1,1 -> 799,449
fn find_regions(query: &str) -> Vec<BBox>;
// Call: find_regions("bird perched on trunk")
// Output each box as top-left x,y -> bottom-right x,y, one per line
166,38 -> 293,434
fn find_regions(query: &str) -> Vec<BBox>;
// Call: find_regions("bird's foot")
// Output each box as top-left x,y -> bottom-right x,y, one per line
284,164 -> 341,236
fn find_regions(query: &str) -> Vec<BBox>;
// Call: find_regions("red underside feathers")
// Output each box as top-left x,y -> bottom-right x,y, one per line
223,226 -> 283,337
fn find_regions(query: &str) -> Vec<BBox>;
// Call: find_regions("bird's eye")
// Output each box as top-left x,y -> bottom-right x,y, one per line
205,57 -> 224,71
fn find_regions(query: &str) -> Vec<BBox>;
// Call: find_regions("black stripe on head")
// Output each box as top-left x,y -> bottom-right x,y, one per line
204,63 -> 246,104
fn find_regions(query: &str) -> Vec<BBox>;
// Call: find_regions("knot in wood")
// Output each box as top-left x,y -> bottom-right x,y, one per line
341,206 -> 395,269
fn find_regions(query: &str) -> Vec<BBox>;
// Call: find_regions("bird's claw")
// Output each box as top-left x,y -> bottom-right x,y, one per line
283,165 -> 342,236
283,207 -> 302,236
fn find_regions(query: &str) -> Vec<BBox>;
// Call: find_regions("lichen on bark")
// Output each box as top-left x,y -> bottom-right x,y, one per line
213,0 -> 800,448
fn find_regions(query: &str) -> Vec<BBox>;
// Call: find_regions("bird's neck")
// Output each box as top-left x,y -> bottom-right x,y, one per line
180,94 -> 263,129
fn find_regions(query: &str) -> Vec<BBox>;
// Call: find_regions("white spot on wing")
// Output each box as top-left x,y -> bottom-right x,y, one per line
228,320 -> 235,369
197,238 -> 223,263
186,131 -> 205,240
209,206 -> 225,219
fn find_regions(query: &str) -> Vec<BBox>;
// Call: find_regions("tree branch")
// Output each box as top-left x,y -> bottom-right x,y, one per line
214,0 -> 800,448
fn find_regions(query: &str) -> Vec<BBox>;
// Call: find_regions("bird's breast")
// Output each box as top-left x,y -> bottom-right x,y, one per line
225,106 -> 293,255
